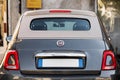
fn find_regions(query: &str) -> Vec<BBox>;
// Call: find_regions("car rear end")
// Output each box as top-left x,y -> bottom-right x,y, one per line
3,9 -> 116,80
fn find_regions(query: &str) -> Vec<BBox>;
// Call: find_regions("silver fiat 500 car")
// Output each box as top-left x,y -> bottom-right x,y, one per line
1,9 -> 117,80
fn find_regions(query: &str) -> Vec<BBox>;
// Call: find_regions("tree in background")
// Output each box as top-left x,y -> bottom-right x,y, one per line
98,0 -> 120,52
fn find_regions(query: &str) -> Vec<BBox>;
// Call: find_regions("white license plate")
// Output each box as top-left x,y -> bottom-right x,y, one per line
37,58 -> 84,68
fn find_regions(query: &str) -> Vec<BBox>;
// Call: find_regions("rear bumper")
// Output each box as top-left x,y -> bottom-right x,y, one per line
1,70 -> 115,80
0,74 -> 113,80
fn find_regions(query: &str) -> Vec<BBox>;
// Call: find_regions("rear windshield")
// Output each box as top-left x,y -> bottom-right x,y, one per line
30,18 -> 91,31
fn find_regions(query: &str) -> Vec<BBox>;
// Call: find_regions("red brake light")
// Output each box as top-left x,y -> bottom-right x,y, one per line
102,50 -> 116,70
50,10 -> 71,13
4,50 -> 19,70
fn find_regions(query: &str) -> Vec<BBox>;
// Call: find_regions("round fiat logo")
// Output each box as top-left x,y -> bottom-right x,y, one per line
56,40 -> 65,47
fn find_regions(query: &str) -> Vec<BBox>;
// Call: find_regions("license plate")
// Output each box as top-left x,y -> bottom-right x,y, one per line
37,58 -> 84,68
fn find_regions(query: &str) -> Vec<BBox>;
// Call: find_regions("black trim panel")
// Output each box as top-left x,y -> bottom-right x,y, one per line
21,69 -> 100,75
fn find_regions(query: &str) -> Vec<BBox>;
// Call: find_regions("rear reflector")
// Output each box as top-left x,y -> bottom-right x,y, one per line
4,50 -> 19,70
102,50 -> 116,70
50,10 -> 71,13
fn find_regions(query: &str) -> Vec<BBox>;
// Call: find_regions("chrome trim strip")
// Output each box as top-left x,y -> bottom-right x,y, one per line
35,51 -> 86,57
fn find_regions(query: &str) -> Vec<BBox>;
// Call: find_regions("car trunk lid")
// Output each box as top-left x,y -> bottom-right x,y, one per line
15,39 -> 105,75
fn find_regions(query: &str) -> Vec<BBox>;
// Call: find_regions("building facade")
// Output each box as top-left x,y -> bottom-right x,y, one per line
8,0 -> 97,35
0,0 -> 7,47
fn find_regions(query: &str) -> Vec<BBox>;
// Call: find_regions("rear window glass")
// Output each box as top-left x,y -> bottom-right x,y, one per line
30,18 -> 91,31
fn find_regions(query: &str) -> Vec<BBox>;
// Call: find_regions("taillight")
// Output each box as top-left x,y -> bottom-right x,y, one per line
4,50 -> 19,70
49,10 -> 71,13
102,50 -> 116,70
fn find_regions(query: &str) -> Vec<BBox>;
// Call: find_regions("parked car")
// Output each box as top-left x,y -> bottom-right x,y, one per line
1,9 -> 117,80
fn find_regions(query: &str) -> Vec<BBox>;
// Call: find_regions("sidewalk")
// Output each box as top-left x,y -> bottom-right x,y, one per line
0,46 -> 6,79
0,46 -> 6,66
